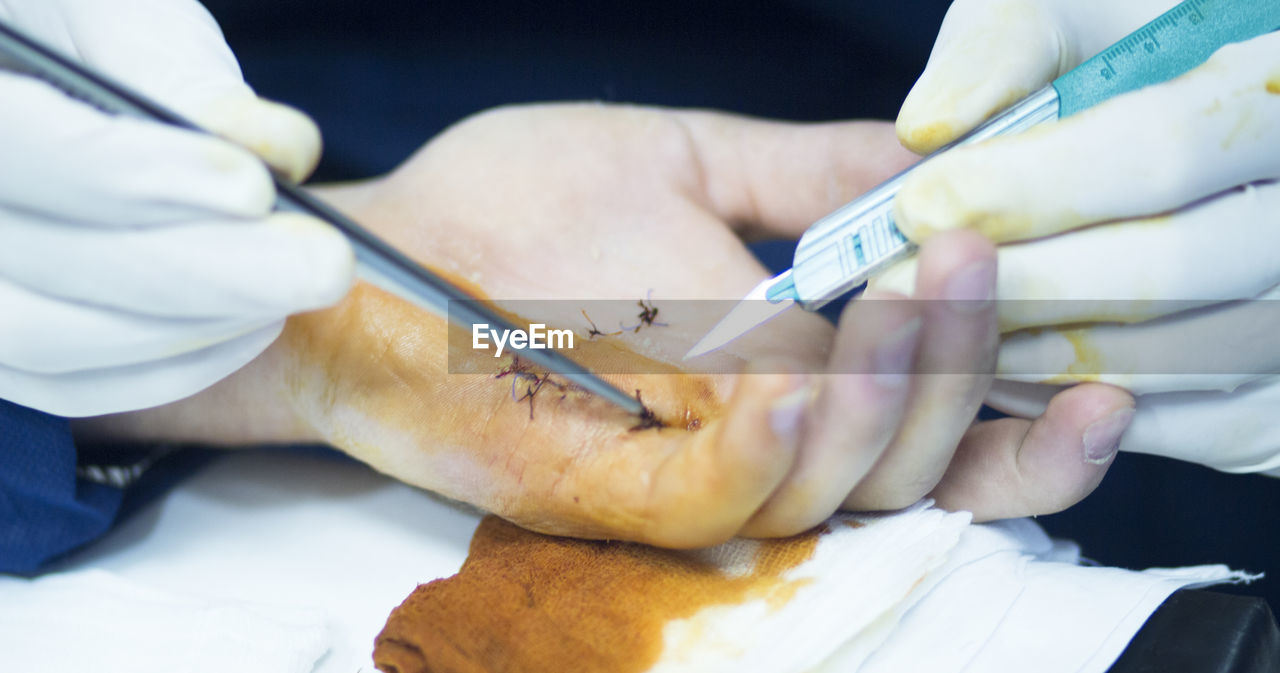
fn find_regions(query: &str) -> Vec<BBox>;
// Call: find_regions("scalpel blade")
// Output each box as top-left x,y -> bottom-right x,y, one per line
683,271 -> 796,359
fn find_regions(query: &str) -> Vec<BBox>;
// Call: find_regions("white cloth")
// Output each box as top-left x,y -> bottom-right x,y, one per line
0,570 -> 329,673
642,503 -> 1252,673
859,519 -> 1255,673
651,505 -> 970,673
0,451 -> 1256,673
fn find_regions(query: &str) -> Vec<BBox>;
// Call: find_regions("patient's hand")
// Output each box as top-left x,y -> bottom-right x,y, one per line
78,104 -> 1134,544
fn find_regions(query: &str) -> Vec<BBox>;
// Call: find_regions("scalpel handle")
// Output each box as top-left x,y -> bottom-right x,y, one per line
789,88 -> 1059,309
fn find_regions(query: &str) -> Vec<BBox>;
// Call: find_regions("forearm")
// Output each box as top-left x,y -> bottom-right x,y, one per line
69,334 -> 323,447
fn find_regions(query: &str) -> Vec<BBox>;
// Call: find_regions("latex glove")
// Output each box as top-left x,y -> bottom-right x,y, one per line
878,0 -> 1280,471
0,0 -> 353,417
82,105 -> 1137,537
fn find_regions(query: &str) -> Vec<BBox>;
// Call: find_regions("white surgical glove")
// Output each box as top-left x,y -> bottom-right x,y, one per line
877,0 -> 1280,472
0,0 -> 354,417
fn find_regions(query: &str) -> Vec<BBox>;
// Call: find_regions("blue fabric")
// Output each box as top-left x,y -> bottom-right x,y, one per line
0,399 -> 122,574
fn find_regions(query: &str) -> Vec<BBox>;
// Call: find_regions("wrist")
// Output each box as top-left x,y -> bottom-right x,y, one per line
70,332 -> 325,448
65,181 -> 397,448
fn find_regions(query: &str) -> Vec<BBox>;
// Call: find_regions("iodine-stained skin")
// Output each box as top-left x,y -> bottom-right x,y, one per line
76,104 -> 929,547
279,281 -> 793,548
261,106 -> 875,548
373,515 -> 826,673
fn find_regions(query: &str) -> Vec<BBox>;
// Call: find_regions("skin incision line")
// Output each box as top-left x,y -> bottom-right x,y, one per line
580,293 -> 669,338
494,355 -> 577,420
582,309 -> 623,339
483,296 -> 676,424
493,355 -> 667,430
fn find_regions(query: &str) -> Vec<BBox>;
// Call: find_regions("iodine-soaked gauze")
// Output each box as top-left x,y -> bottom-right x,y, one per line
373,515 -> 825,673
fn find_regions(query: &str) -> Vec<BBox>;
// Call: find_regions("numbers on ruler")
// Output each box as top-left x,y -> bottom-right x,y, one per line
1098,0 -> 1208,80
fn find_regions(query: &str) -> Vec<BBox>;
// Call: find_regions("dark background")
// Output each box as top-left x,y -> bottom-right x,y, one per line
198,0 -> 1280,609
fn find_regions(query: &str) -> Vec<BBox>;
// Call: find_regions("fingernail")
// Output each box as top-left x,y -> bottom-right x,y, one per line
769,377 -> 813,447
874,318 -> 922,388
945,260 -> 996,313
1083,407 -> 1135,464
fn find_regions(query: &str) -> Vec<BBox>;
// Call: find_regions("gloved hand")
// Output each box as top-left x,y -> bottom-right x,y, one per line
877,0 -> 1280,472
0,0 -> 353,417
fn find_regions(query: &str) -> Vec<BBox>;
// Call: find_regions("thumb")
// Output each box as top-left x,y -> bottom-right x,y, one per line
670,110 -> 916,239
58,0 -> 321,181
930,383 -> 1134,521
